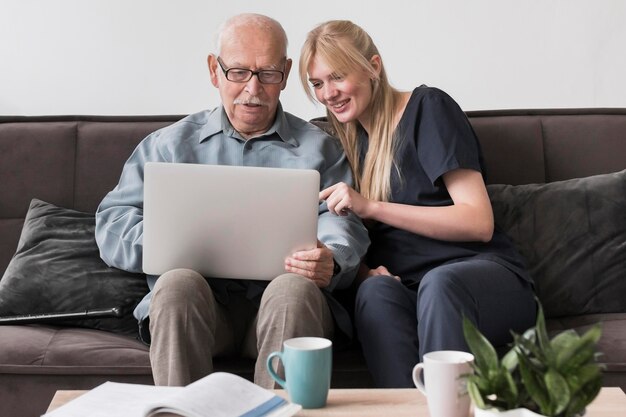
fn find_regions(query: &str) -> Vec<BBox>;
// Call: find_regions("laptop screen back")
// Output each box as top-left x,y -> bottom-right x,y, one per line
142,162 -> 320,280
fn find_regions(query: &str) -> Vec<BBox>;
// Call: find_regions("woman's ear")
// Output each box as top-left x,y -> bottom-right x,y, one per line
370,55 -> 382,78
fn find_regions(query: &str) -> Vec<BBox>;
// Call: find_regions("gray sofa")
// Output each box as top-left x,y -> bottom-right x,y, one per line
1,109 -> 625,417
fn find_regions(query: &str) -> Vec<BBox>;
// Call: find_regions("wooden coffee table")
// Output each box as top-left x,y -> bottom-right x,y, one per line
47,387 -> 626,416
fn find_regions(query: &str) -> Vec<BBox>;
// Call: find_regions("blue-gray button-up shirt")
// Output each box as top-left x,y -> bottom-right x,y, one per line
95,104 -> 369,332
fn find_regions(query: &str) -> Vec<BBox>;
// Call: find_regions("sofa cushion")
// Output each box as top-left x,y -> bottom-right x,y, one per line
547,313 -> 626,374
0,325 -> 151,371
487,169 -> 626,318
0,199 -> 148,335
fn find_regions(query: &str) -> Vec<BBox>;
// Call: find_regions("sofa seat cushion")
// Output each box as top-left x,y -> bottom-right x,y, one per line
547,313 -> 626,373
0,325 -> 150,375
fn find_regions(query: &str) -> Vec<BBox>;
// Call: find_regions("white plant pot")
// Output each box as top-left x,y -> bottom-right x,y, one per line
474,406 -> 547,417
474,405 -> 586,417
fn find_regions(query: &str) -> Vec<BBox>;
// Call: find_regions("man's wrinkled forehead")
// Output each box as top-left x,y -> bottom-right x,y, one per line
219,36 -> 286,70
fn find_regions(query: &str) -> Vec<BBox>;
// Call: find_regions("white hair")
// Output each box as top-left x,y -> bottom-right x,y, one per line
215,13 -> 288,56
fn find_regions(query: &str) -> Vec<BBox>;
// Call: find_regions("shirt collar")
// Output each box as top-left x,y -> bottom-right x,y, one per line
198,103 -> 298,146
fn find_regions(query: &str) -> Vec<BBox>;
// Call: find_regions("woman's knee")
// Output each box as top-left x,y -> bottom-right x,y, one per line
356,275 -> 405,308
355,276 -> 413,325
418,266 -> 466,301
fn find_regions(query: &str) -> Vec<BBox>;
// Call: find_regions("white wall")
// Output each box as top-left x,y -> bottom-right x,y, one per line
2,0 -> 625,120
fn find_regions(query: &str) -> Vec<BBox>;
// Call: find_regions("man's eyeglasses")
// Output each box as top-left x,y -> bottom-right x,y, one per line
216,57 -> 285,85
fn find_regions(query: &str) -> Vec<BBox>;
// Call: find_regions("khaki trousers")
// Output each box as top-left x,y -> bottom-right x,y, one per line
148,268 -> 334,388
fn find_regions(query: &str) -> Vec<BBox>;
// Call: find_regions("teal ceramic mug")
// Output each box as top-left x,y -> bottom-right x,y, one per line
266,337 -> 332,409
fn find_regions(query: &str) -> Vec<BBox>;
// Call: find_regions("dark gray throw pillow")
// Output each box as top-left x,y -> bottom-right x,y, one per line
0,199 -> 148,335
487,169 -> 626,318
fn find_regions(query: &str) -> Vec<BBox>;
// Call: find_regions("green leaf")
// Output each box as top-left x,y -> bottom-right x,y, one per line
557,324 -> 602,372
566,364 -> 601,395
502,368 -> 519,408
545,369 -> 570,416
518,352 -> 550,414
581,324 -> 602,345
475,375 -> 492,392
467,379 -> 486,409
564,375 -> 602,417
512,328 -> 540,361
564,349 -> 596,376
522,327 -> 537,341
463,316 -> 498,372
534,303 -> 553,362
549,329 -> 578,353
501,347 -> 519,371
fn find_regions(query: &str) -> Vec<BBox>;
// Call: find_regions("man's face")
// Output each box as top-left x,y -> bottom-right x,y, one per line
208,27 -> 292,139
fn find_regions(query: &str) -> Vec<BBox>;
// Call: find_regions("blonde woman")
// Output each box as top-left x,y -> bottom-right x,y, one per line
300,20 -> 536,387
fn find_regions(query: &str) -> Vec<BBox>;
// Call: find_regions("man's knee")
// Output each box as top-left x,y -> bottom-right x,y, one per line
152,268 -> 211,309
260,273 -> 325,317
264,273 -> 320,301
149,268 -> 217,341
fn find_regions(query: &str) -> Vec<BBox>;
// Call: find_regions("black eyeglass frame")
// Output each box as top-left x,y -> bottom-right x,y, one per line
216,56 -> 286,84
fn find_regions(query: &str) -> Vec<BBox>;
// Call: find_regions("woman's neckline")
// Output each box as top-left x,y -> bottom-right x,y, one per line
393,89 -> 418,132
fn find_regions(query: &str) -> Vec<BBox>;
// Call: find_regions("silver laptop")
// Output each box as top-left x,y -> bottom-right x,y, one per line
142,162 -> 320,280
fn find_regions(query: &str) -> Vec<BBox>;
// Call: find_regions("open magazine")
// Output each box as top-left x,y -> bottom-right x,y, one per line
43,372 -> 301,417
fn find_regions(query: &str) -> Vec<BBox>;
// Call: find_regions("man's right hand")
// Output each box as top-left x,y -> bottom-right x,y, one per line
284,240 -> 335,288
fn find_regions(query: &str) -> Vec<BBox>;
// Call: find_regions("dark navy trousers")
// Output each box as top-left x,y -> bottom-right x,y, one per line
354,259 -> 536,388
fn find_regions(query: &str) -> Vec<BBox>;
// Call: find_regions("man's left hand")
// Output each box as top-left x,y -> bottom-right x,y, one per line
284,240 -> 335,288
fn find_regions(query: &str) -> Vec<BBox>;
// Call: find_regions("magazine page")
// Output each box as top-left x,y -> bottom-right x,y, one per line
143,372 -> 301,417
42,382 -> 180,417
42,373 -> 300,417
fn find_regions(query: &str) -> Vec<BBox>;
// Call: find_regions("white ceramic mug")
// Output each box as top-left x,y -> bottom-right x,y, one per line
413,350 -> 474,417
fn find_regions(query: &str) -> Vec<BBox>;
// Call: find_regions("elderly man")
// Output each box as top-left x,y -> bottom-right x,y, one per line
95,13 -> 368,388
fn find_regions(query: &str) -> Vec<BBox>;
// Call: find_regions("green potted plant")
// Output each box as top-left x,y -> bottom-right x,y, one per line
462,301 -> 603,417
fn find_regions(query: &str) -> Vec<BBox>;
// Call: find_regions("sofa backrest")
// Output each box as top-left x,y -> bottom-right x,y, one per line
469,108 -> 626,185
1,109 -> 625,276
0,115 -> 184,275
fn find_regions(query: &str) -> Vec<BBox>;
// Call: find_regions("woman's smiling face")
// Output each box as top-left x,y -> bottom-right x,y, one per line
307,55 -> 375,126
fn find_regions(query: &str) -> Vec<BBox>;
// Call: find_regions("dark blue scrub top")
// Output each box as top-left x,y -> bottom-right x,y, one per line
359,86 -> 532,288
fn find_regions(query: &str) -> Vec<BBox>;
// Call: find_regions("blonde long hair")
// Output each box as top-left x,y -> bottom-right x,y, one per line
300,20 -> 401,202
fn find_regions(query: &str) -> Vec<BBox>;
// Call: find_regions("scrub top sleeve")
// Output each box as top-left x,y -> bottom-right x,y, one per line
415,89 -> 482,185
